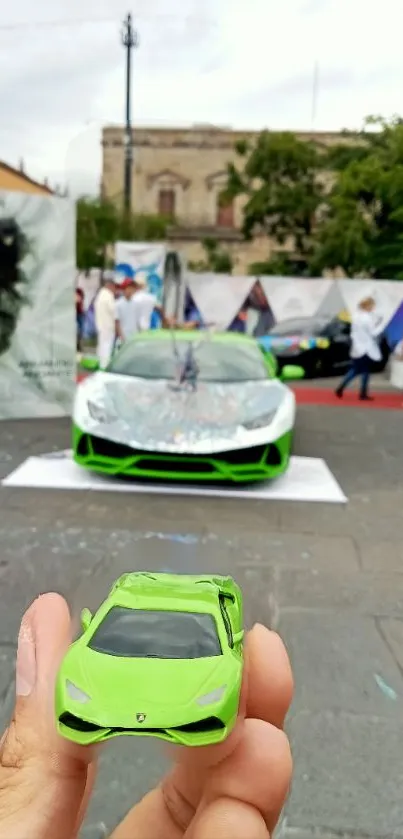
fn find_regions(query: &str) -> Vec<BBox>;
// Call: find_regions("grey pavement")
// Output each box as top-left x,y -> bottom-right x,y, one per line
0,404 -> 402,838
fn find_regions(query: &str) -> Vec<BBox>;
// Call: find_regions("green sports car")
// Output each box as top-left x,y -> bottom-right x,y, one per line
74,330 -> 303,483
56,572 -> 243,747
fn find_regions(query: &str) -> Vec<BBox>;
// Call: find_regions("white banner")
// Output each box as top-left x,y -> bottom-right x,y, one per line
187,272 -> 255,330
261,278 -> 332,322
114,241 -> 166,302
0,190 -> 76,420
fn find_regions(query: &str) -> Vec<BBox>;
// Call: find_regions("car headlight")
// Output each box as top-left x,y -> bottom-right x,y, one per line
87,400 -> 115,424
243,410 -> 277,431
66,680 -> 91,704
197,685 -> 226,706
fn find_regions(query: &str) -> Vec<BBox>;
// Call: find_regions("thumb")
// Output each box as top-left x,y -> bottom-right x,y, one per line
0,593 -> 95,839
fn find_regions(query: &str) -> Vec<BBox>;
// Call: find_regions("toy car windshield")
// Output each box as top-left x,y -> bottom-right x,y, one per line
87,606 -> 223,660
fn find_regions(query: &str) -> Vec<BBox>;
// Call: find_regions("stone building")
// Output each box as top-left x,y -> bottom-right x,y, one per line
101,124 -> 344,275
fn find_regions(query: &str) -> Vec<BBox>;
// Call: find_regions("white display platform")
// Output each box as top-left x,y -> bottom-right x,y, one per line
2,450 -> 347,503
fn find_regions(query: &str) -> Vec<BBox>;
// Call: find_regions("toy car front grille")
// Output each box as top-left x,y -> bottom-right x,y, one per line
59,712 -> 225,735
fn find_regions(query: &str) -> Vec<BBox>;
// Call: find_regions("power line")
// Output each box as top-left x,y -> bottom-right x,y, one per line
0,13 -> 213,32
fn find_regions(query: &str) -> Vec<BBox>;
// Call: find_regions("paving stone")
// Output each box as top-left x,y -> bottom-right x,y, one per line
81,736 -> 169,836
286,711 -> 403,836
378,618 -> 403,674
278,613 -> 403,717
278,567 -> 403,617
0,646 -> 15,733
356,541 -> 403,573
234,533 -> 360,571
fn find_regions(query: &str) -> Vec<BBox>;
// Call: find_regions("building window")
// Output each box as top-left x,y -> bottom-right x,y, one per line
216,195 -> 234,228
158,188 -> 175,216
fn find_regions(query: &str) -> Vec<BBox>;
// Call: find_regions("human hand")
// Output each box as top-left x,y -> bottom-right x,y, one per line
0,593 -> 293,839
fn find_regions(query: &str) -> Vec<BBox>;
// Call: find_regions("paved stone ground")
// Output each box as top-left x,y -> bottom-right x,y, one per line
0,404 -> 402,838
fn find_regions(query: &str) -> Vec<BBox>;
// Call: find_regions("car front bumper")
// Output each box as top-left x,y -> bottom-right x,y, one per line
72,424 -> 293,483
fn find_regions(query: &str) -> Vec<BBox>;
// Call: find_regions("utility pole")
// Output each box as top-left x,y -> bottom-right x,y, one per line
121,13 -> 139,214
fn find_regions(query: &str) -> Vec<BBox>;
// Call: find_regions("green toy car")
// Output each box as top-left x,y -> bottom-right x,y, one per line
56,572 -> 244,747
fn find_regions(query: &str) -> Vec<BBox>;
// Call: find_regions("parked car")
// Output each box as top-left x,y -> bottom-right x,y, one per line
258,315 -> 390,378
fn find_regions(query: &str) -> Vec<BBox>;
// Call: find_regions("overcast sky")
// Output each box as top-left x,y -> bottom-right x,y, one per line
1,0 -> 401,197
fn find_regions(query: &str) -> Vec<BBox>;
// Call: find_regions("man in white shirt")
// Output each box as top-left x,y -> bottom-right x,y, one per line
335,296 -> 383,401
94,277 -> 118,368
116,276 -> 172,341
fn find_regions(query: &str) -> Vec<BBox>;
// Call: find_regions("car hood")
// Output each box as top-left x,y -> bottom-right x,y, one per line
74,372 -> 293,454
62,644 -> 234,724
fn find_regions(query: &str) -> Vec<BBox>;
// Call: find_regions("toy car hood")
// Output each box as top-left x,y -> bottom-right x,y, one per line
59,643 -> 238,729
73,371 -> 294,454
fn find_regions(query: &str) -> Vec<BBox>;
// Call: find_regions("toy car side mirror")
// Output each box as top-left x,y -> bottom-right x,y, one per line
233,630 -> 244,644
81,607 -> 92,632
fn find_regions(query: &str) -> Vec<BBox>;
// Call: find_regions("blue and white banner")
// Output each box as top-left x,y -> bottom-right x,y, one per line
114,241 -> 166,303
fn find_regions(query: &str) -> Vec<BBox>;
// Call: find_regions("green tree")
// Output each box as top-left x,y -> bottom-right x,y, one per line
223,131 -> 324,273
76,197 -> 170,271
312,117 -> 403,278
76,197 -> 119,270
188,238 -> 233,273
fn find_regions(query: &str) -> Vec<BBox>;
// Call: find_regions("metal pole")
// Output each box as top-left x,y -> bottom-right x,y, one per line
121,13 -> 139,213
311,60 -> 319,129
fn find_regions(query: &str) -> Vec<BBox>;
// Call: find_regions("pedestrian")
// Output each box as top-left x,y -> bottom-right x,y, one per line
335,295 -> 383,401
94,276 -> 118,368
115,278 -> 138,341
75,287 -> 85,353
130,274 -> 171,331
116,275 -> 174,340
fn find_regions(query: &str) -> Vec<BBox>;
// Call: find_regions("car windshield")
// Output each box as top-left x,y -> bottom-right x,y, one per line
108,338 -> 269,382
269,318 -> 326,336
88,606 -> 222,659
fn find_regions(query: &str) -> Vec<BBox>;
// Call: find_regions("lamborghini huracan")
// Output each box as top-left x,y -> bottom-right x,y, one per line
73,330 -> 303,483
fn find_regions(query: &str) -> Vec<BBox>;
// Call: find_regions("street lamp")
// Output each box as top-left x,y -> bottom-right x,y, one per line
121,13 -> 139,214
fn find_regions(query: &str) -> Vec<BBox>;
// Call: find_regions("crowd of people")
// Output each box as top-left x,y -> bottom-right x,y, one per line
75,275 -> 274,369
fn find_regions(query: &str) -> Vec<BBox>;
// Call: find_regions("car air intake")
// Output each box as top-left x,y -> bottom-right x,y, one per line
60,712 -> 225,735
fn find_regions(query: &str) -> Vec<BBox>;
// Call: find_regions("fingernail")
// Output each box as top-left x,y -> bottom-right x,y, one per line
16,612 -> 37,696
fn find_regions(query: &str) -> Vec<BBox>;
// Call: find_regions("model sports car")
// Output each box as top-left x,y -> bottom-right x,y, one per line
258,314 -> 390,378
56,571 -> 244,747
73,330 -> 304,483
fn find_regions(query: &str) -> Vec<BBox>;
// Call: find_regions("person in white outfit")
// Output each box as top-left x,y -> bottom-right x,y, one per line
115,275 -> 172,341
94,278 -> 117,368
335,296 -> 383,401
115,279 -> 139,341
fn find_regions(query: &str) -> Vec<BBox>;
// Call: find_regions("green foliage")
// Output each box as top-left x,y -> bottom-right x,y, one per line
188,238 -> 233,274
227,118 -> 403,278
76,197 -> 169,271
312,116 -> 403,278
224,131 -> 323,272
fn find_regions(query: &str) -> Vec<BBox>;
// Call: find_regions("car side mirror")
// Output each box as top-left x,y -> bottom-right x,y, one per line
81,608 -> 92,632
233,630 -> 244,644
81,356 -> 100,372
281,364 -> 305,381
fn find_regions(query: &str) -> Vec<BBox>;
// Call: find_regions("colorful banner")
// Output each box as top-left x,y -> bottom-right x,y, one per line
114,241 -> 166,302
185,275 -> 403,346
0,189 -> 75,420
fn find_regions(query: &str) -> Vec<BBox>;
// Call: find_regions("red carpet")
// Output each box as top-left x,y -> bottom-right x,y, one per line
76,372 -> 402,410
293,386 -> 403,409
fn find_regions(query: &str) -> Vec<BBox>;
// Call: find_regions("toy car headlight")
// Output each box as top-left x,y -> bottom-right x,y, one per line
87,400 -> 115,424
196,685 -> 226,706
66,680 -> 91,704
243,410 -> 276,431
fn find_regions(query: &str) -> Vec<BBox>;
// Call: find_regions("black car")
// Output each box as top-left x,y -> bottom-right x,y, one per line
259,315 -> 390,378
